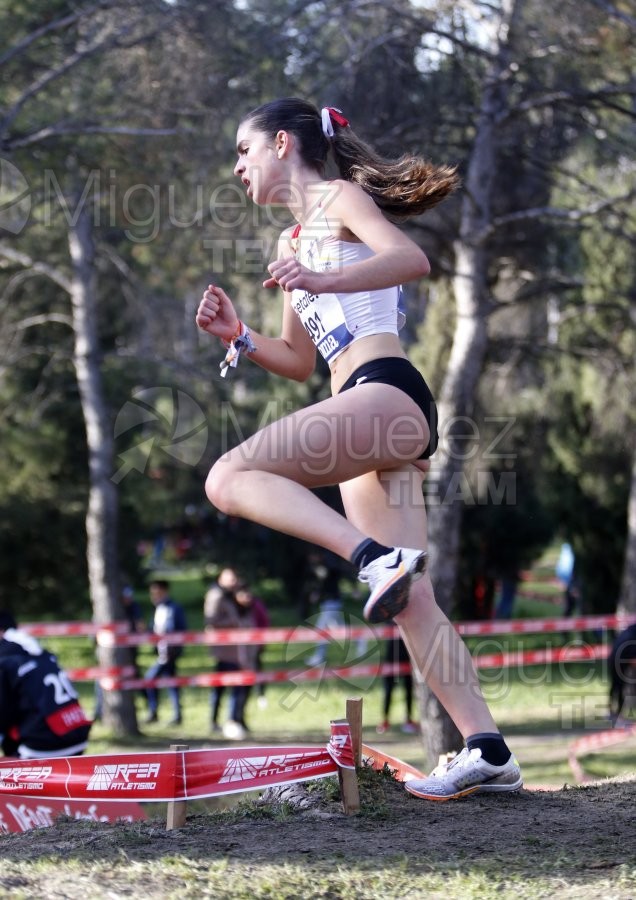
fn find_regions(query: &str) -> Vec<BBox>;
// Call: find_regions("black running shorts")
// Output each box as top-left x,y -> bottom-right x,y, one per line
337,357 -> 438,459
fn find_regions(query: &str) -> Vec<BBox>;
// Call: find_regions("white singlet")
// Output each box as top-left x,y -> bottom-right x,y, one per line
290,223 -> 404,364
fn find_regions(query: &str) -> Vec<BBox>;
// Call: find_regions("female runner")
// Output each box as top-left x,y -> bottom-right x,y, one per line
196,98 -> 522,800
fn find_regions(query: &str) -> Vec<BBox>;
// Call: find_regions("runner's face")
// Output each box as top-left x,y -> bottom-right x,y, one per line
234,123 -> 285,205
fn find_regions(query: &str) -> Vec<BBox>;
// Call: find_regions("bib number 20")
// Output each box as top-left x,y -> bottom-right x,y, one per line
44,671 -> 78,705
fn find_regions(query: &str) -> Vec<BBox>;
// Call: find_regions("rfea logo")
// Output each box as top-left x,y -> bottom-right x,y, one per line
86,763 -> 160,792
219,753 -> 326,784
0,766 -> 53,791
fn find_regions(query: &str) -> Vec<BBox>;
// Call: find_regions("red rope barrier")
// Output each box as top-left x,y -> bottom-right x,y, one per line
22,612 -> 636,645
94,646 -> 610,692
568,723 -> 636,783
23,614 -> 628,690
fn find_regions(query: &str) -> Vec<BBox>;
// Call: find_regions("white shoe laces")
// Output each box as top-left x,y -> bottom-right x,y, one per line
358,551 -> 398,585
432,747 -> 472,777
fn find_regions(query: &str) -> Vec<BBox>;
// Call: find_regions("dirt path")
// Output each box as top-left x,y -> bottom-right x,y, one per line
0,774 -> 634,899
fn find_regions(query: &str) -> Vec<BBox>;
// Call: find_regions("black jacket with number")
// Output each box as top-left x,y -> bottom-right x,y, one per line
0,629 -> 91,758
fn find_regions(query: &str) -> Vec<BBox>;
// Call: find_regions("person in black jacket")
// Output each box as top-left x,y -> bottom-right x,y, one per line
143,580 -> 187,726
376,632 -> 418,735
0,611 -> 91,759
608,623 -> 636,723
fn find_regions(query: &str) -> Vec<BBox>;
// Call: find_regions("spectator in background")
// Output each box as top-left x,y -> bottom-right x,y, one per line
376,631 -> 418,735
144,580 -> 187,726
93,583 -> 145,722
119,584 -> 146,670
494,569 -> 520,620
0,611 -> 91,758
556,542 -> 581,616
204,569 -> 255,739
608,623 -> 636,724
306,569 -> 344,667
235,582 -> 270,709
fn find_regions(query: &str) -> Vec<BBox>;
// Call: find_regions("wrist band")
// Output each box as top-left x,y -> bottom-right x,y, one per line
220,321 -> 257,378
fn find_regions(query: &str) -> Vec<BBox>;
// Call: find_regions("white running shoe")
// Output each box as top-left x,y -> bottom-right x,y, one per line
400,720 -> 419,735
359,547 -> 427,623
405,747 -> 523,801
222,720 -> 247,741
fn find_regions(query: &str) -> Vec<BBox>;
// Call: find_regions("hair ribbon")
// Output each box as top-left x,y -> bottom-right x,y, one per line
321,107 -> 349,139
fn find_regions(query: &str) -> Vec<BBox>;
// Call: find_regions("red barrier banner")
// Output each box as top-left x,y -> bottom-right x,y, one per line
182,746 -> 337,798
0,728 -> 352,804
327,721 -> 356,770
0,797 -> 145,834
0,753 -> 175,803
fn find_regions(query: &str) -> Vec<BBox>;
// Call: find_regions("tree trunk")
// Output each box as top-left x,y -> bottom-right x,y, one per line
68,186 -> 138,736
427,242 -> 490,610
417,0 -> 524,759
618,441 -> 636,614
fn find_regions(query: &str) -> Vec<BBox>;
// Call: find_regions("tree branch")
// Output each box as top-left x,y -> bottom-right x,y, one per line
0,26 -> 129,139
9,312 -> 74,331
0,9 -> 173,145
9,123 -> 181,150
0,3 -> 106,68
0,243 -> 72,294
500,82 -> 636,123
478,189 -> 636,242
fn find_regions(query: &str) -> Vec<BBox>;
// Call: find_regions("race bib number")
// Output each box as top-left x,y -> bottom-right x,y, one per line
291,288 -> 353,362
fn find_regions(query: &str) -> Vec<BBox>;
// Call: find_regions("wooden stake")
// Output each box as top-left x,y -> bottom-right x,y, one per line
332,698 -> 362,816
166,743 -> 188,830
346,697 -> 363,768
337,760 -> 360,816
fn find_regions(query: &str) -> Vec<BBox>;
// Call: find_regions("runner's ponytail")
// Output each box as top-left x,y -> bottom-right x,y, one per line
329,128 -> 459,222
242,97 -> 459,221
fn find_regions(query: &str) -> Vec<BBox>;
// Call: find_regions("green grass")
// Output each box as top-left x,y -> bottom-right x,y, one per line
6,852 -> 632,900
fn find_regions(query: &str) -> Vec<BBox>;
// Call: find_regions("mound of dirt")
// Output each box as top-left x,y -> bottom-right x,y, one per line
0,773 -> 634,898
